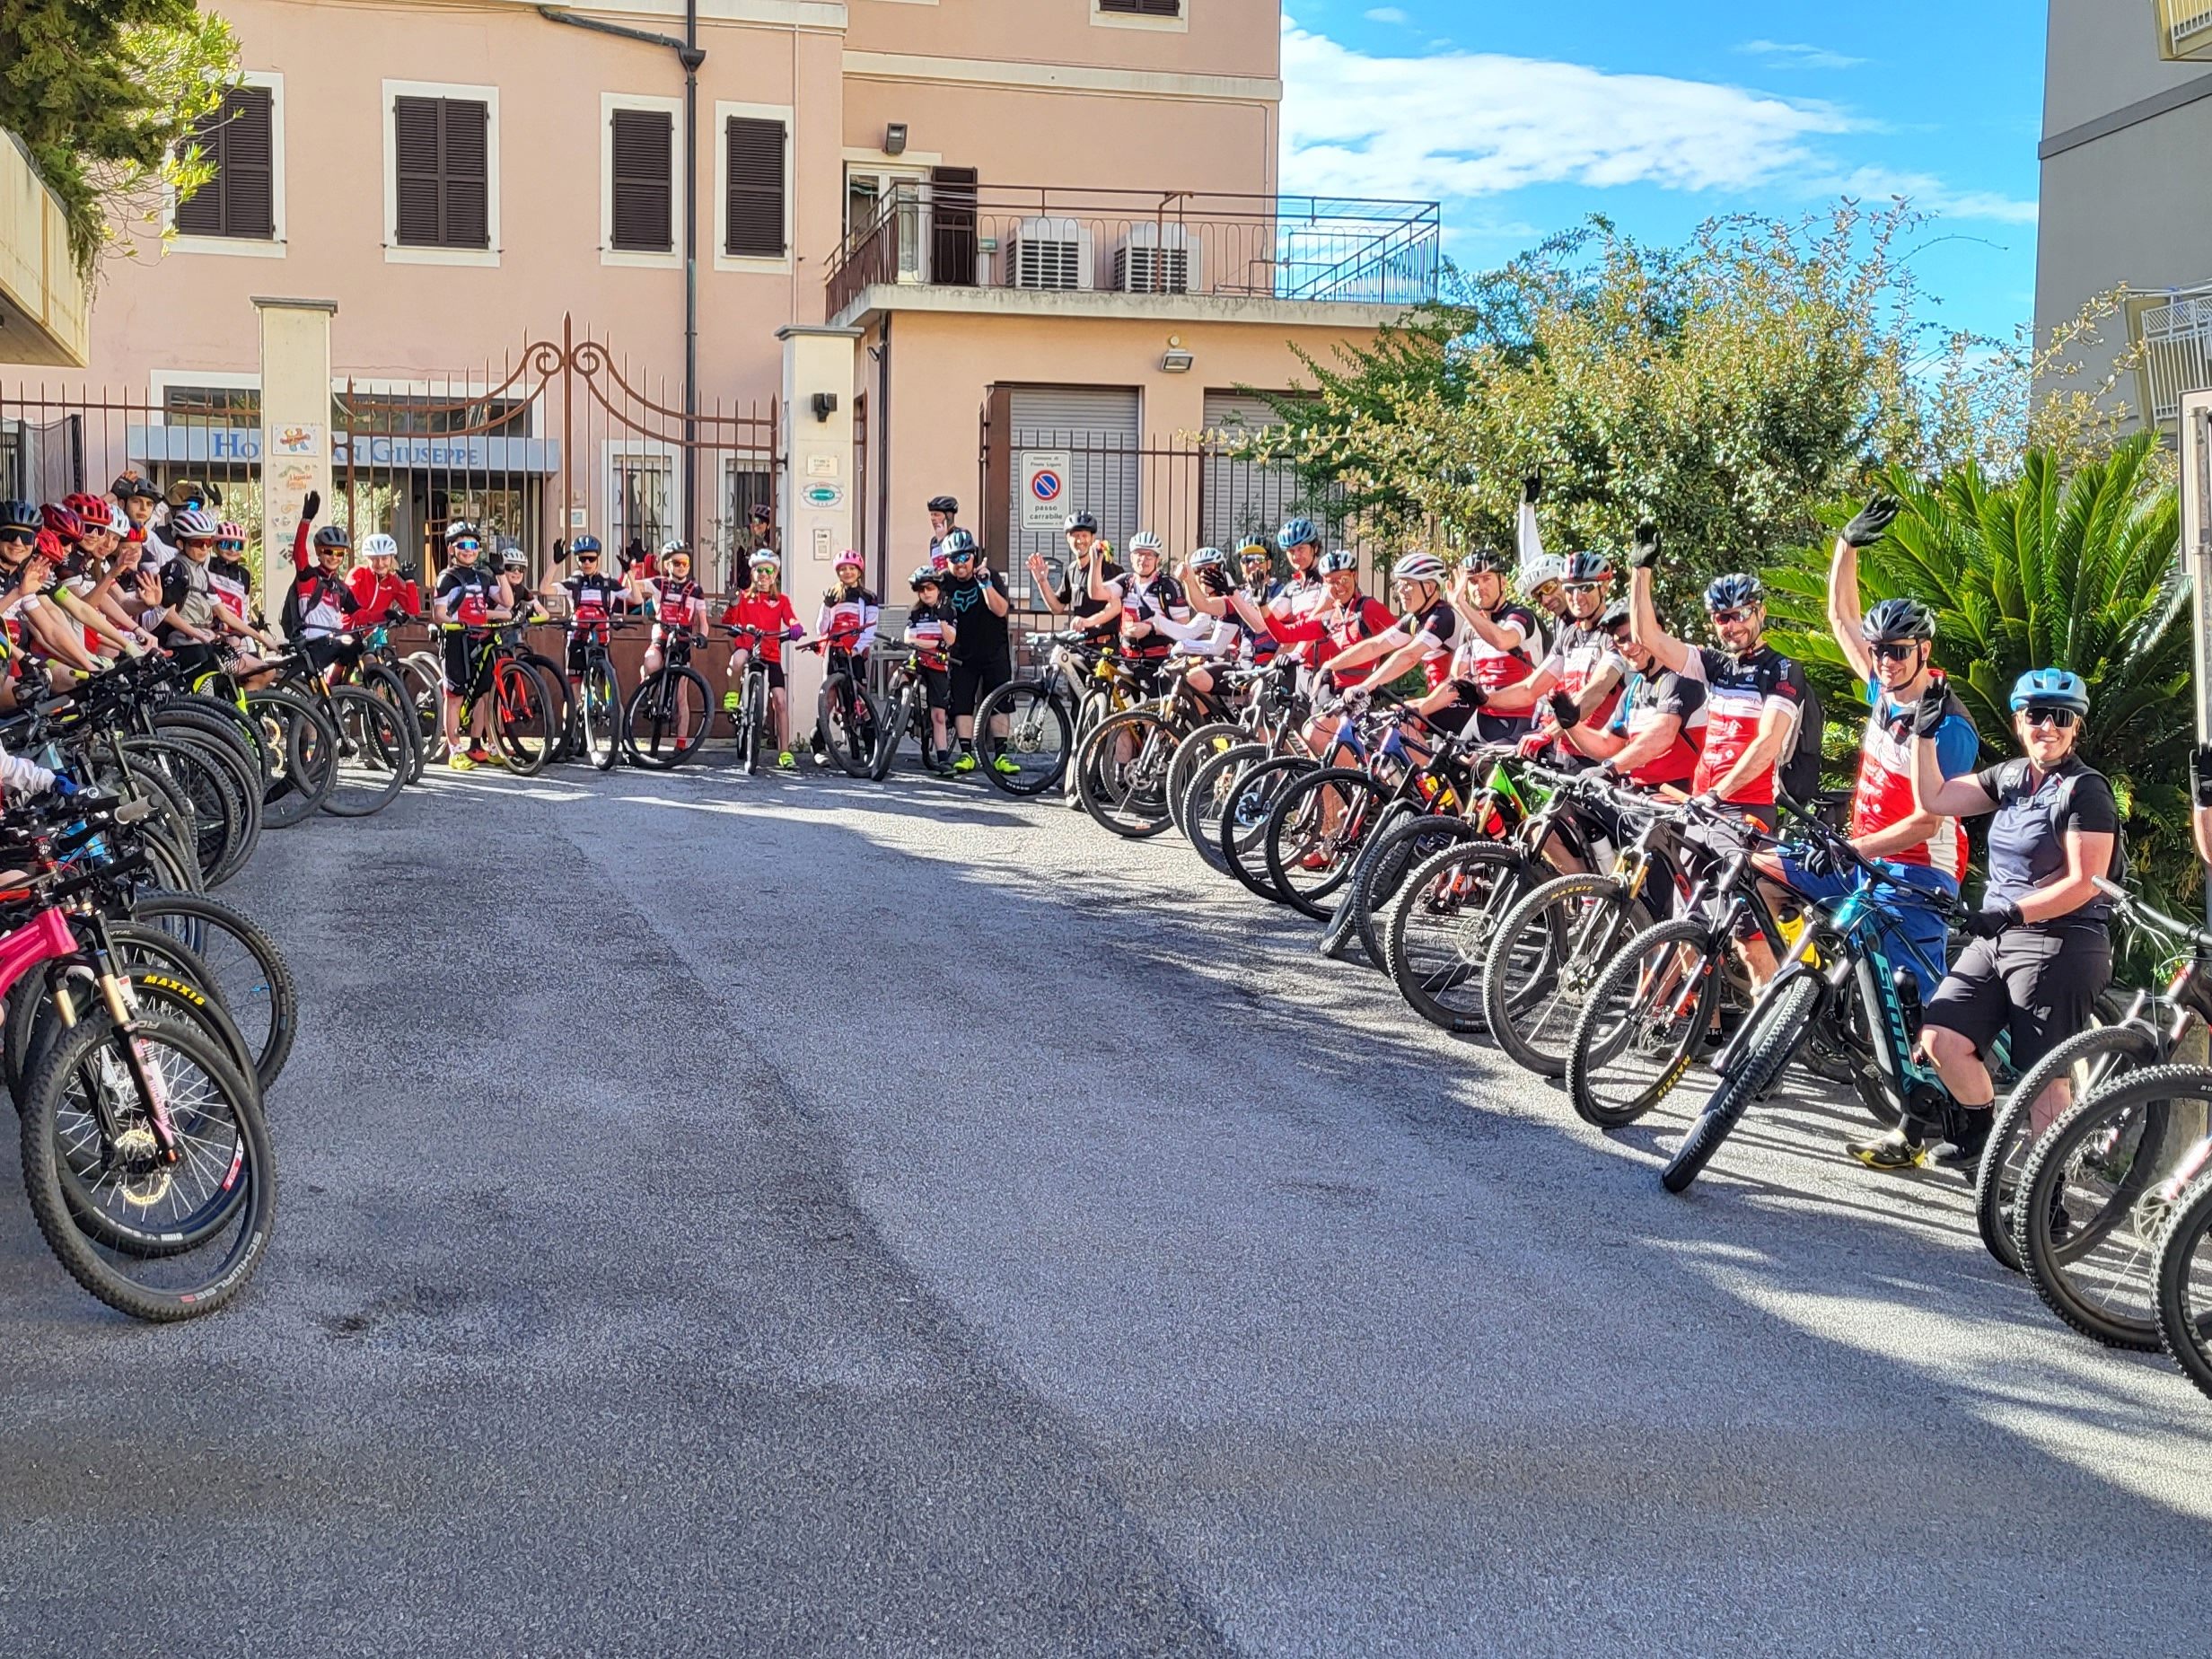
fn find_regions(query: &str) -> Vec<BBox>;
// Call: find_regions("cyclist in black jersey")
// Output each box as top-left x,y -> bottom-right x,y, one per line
433,522 -> 511,768
1029,510 -> 1123,645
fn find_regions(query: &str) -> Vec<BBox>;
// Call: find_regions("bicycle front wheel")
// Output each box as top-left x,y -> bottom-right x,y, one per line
624,665 -> 712,769
1661,971 -> 1823,1193
1565,917 -> 1724,1129
1482,873 -> 1643,1079
1075,709 -> 1181,838
320,685 -> 411,816
581,662 -> 623,772
1385,841 -> 1532,1033
1181,742 -> 1268,875
1346,812 -> 1476,971
975,681 -> 1071,796
2155,1173 -> 2212,1401
492,660 -> 557,777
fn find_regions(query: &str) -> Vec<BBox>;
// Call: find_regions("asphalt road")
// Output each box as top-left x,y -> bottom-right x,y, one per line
3,757 -> 2208,1657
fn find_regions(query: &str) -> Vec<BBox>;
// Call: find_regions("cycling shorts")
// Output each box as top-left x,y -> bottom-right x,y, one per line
442,630 -> 492,696
950,646 -> 1012,718
734,659 -> 787,693
1776,856 -> 1954,999
916,665 -> 951,710
1926,922 -> 2111,1076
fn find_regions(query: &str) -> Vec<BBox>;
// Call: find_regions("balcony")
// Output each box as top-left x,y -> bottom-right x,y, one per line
825,183 -> 1441,321
2157,0 -> 2212,59
2134,286 -> 2212,424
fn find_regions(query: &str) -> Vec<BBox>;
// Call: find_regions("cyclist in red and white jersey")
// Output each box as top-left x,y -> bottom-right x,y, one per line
721,550 -> 804,768
1314,550 -> 1457,706
547,534 -> 626,689
812,549 -> 882,657
628,540 -> 707,682
1558,603 -> 1707,789
1194,515 -> 1325,659
433,522 -> 510,768
1430,548 -> 1540,741
347,533 -> 421,626
1468,549 -> 1625,756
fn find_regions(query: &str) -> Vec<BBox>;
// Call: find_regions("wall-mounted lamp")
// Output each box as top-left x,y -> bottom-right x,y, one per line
884,123 -> 908,156
811,391 -> 839,422
1161,338 -> 1195,373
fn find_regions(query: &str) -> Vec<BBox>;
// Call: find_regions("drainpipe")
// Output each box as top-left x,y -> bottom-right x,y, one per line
537,4 -> 706,545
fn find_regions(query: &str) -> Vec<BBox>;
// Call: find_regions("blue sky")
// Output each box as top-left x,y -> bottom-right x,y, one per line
1278,2 -> 2047,344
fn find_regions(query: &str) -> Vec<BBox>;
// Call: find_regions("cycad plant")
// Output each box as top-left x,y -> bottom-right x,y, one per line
1765,434 -> 2194,921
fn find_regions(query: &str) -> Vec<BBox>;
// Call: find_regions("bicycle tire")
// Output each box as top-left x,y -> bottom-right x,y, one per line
2013,1065 -> 2199,1351
1385,841 -> 1533,1033
815,672 -> 881,778
20,1012 -> 275,1321
580,661 -> 623,772
162,695 -> 274,784
1181,742 -> 1268,876
1565,917 -> 1726,1128
492,659 -> 557,777
1075,708 -> 1182,838
246,688 -> 338,827
1343,812 -> 1476,971
737,668 -> 765,777
1661,972 -> 1824,1193
975,680 -> 1073,796
1483,873 -> 1644,1079
622,665 -> 712,770
112,893 -> 297,1091
2155,1173 -> 2212,1401
869,685 -> 911,782
1221,755 -> 1320,901
1975,1023 -> 2160,1272
121,737 -> 240,885
319,684 -> 412,815
1165,721 -> 1248,841
164,722 -> 265,880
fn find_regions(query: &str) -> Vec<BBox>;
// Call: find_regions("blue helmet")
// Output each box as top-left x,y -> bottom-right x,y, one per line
2008,667 -> 2090,715
1703,573 -> 1762,611
570,534 -> 602,557
1277,516 -> 1321,552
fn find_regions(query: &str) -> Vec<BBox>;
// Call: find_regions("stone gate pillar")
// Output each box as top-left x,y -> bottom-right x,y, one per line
253,296 -> 338,619
777,325 -> 861,718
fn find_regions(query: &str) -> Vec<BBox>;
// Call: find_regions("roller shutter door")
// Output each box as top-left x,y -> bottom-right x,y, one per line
1005,387 -> 1141,606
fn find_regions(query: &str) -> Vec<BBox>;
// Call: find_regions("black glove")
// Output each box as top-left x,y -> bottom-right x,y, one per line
396,562 -> 419,584
552,538 -> 566,562
302,489 -> 320,524
1795,839 -> 1839,880
2193,743 -> 2212,809
1521,473 -> 1542,506
1842,494 -> 1901,549
1547,689 -> 1579,730
1629,522 -> 1661,572
1459,682 -> 1488,710
1956,901 -> 2020,940
1911,679 -> 1950,738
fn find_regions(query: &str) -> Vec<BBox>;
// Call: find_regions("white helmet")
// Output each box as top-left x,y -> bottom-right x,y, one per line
1393,552 -> 1446,584
749,550 -> 780,571
361,532 -> 399,560
1129,530 -> 1163,554
1519,552 -> 1566,598
661,537 -> 689,558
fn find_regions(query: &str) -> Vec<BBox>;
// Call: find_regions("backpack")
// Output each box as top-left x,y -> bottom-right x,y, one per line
1778,678 -> 1825,805
1997,758 -> 2129,889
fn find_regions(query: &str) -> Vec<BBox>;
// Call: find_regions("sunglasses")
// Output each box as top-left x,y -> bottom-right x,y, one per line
452,540 -> 481,552
2023,706 -> 2079,730
1869,641 -> 1918,663
1708,607 -> 1752,626
1562,581 -> 1602,596
577,554 -> 601,562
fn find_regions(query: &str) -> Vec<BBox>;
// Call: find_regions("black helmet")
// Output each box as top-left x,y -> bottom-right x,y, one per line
1063,510 -> 1099,535
1462,547 -> 1506,574
926,495 -> 959,515
1860,596 -> 1935,645
312,524 -> 351,551
1703,573 -> 1762,611
0,500 -> 40,534
1598,601 -> 1631,632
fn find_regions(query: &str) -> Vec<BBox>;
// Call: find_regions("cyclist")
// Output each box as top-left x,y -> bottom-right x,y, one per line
433,521 -> 510,768
286,519 -> 368,678
1098,530 -> 1190,694
62,496 -> 161,658
940,531 -> 1016,775
549,532 -> 627,698
1433,547 -> 1541,741
41,502 -> 141,663
1028,510 -> 1123,645
720,549 -> 803,768
1312,550 -> 1457,711
498,545 -> 544,623
901,563 -> 958,761
629,540 -> 707,685
0,507 -> 99,682
1461,550 -> 1624,755
111,474 -> 172,568
1769,496 -> 1978,1011
926,494 -> 961,567
1233,549 -> 1395,765
1876,668 -> 2120,1172
348,533 -> 422,625
1556,602 -> 1706,788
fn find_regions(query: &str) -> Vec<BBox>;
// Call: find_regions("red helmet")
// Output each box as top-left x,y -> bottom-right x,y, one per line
63,492 -> 110,528
32,527 -> 64,562
40,503 -> 83,544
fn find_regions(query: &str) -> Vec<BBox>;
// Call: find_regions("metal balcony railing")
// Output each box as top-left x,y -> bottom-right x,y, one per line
2157,0 -> 2212,59
2135,287 -> 2212,423
825,184 -> 1442,319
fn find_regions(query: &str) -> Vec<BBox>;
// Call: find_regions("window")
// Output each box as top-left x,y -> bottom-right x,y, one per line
724,116 -> 786,259
392,94 -> 489,249
1099,0 -> 1181,13
609,107 -> 673,253
174,83 -> 276,241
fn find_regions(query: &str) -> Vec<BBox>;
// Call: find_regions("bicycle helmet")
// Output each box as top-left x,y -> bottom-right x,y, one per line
1702,573 -> 1762,611
40,503 -> 83,544
165,477 -> 220,510
908,564 -> 941,590
312,524 -> 351,552
1319,549 -> 1358,575
1462,547 -> 1506,574
834,550 -> 865,574
361,532 -> 399,559
660,537 -> 689,558
1188,546 -> 1228,569
1519,552 -> 1566,597
1392,551 -> 1446,584
63,491 -> 110,527
1860,596 -> 1935,644
569,534 -> 602,557
750,550 -> 780,572
1598,601 -> 1631,631
1128,531 -> 1164,554
502,548 -> 528,569
216,520 -> 246,547
110,472 -> 159,502
0,500 -> 40,534
2008,667 -> 2090,715
444,520 -> 480,545
940,529 -> 979,559
1063,510 -> 1099,535
1562,551 -> 1612,583
173,507 -> 221,541
926,494 -> 960,515
1277,515 -> 1321,552
1239,542 -> 1272,563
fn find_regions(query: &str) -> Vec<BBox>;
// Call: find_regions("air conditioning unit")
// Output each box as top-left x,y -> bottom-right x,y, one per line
1000,217 -> 1092,291
1111,224 -> 1199,294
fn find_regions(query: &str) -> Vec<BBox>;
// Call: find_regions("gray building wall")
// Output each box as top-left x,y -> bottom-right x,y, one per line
2035,0 -> 2212,422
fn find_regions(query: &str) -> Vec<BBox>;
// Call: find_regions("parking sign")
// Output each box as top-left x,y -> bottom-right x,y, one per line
1021,451 -> 1072,531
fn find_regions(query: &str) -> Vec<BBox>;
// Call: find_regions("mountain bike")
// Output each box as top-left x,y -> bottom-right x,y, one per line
722,624 -> 775,777
266,642 -> 410,817
623,628 -> 712,770
1074,656 -> 1235,838
565,610 -> 626,773
973,630 -> 1128,798
812,640 -> 882,777
452,626 -> 557,777
1167,658 -> 1301,844
871,646 -> 956,780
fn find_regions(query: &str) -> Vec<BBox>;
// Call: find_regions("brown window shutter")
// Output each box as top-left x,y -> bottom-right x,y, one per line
393,95 -> 444,245
1098,0 -> 1181,13
442,98 -> 490,249
929,165 -> 978,285
175,85 -> 274,239
173,100 -> 225,236
724,116 -> 786,259
610,108 -> 673,252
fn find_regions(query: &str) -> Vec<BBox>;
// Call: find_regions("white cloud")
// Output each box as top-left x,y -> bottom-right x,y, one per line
1735,40 -> 1868,71
1363,5 -> 1409,22
1832,167 -> 2040,225
1281,17 -> 1855,201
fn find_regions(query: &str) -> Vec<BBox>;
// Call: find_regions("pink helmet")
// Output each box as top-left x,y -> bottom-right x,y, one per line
835,549 -> 864,572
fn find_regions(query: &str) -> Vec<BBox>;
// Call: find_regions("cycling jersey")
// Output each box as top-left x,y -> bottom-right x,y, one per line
1263,572 -> 1329,662
157,556 -> 216,645
1604,669 -> 1707,788
1681,644 -> 1805,805
1273,594 -> 1398,686
291,568 -> 360,640
721,591 -> 799,662
1540,621 -> 1626,732
902,601 -> 953,672
650,577 -> 706,634
1974,757 -> 2121,924
434,566 -> 499,631
1450,601 -> 1539,692
1054,557 -> 1125,645
817,586 -> 882,654
348,567 -> 422,625
1388,596 -> 1458,689
1115,571 -> 1189,661
1852,677 -> 1976,883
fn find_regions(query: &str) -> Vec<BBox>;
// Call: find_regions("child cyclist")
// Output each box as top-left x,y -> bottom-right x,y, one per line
720,550 -> 804,768
902,564 -> 958,761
